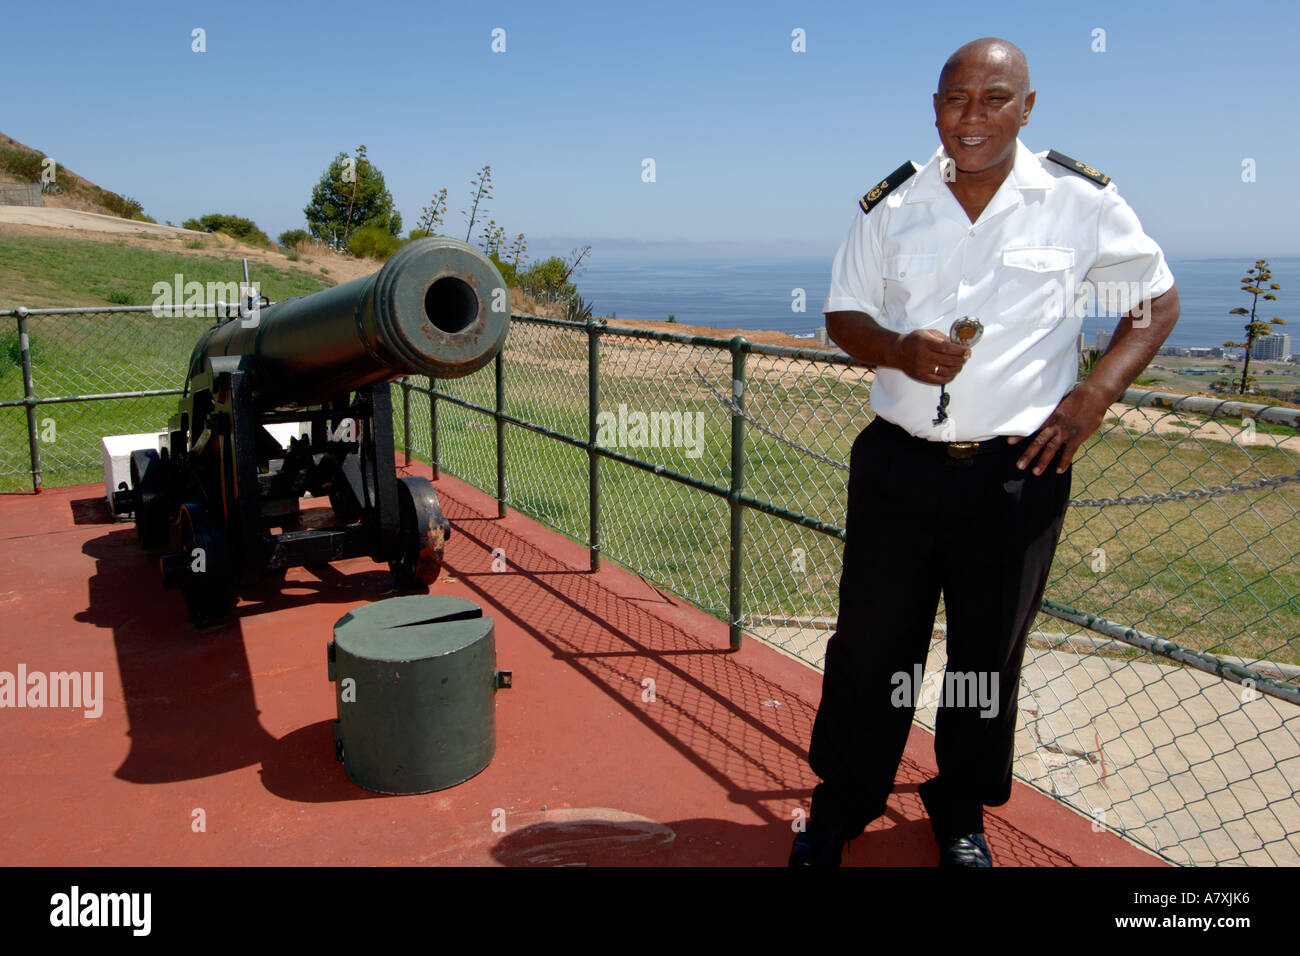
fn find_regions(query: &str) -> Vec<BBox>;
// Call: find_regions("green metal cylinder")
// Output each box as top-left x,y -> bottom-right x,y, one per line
329,595 -> 506,794
192,237 -> 509,407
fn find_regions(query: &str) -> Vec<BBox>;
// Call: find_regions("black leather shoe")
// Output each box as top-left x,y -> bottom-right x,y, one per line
787,821 -> 851,866
937,831 -> 992,867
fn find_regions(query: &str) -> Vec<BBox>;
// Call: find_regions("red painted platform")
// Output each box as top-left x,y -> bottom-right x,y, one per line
0,463 -> 1161,866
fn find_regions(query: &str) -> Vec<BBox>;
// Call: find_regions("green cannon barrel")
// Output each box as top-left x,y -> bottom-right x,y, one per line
189,236 -> 510,406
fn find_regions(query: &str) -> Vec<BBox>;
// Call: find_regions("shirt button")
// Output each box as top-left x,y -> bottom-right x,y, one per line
899,271 -> 906,277
968,228 -> 976,237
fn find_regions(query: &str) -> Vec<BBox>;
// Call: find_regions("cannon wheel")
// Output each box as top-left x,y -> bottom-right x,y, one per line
173,502 -> 234,627
389,476 -> 450,589
129,449 -> 170,549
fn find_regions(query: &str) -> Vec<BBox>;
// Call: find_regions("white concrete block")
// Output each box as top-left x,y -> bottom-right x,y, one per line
263,421 -> 312,451
102,432 -> 164,516
101,422 -> 311,515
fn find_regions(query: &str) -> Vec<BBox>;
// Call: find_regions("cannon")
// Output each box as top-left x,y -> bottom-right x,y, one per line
112,236 -> 509,625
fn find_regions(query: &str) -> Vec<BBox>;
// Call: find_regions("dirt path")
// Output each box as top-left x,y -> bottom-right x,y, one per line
1110,401 -> 1300,453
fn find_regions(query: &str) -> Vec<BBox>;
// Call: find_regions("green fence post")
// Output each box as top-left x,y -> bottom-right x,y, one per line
587,318 -> 602,572
429,380 -> 439,479
400,378 -> 411,467
728,336 -> 749,651
16,309 -> 41,493
495,350 -> 506,518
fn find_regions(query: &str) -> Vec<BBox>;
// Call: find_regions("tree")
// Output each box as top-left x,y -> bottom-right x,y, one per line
507,232 -> 529,269
479,219 -> 507,257
304,145 -> 402,251
518,246 -> 592,308
560,245 -> 592,286
1213,362 -> 1244,394
1224,259 -> 1285,395
421,166 -> 530,270
463,164 -> 493,243
416,187 -> 448,236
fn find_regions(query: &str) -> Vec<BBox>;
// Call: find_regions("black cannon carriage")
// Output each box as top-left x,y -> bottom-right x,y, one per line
112,236 -> 509,625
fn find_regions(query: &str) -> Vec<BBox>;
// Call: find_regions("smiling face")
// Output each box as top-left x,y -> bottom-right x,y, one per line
933,39 -> 1035,184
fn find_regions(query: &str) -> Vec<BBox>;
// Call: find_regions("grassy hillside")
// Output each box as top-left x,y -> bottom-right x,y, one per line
0,131 -> 152,220
0,233 -> 332,309
0,233 -> 340,501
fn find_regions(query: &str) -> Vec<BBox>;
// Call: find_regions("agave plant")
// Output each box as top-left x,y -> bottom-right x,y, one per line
566,294 -> 595,322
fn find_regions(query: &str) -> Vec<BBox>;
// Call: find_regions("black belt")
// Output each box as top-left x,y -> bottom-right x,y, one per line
873,416 -> 1011,459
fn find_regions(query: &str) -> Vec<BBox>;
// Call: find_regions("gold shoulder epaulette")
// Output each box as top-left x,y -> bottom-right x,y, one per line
858,160 -> 918,215
1045,150 -> 1110,187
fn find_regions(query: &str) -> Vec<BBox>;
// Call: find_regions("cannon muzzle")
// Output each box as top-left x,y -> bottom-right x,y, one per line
191,236 -> 509,407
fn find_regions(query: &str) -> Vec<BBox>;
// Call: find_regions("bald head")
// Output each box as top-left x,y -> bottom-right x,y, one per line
938,38 -> 1030,96
932,37 -> 1035,182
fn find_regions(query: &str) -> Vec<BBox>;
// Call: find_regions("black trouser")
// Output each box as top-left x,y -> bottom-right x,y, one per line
808,415 -> 1072,839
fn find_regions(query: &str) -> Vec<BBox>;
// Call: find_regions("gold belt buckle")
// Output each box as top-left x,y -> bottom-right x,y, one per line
947,441 -> 979,459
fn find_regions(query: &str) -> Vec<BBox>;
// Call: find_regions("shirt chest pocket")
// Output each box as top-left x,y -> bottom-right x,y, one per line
881,253 -> 938,328
998,245 -> 1076,327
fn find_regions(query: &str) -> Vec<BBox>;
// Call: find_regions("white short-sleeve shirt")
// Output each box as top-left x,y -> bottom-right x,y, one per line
823,139 -> 1175,441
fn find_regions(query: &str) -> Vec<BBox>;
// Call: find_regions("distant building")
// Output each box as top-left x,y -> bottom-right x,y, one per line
1250,333 -> 1291,361
815,326 -> 828,346
1095,330 -> 1112,353
1158,345 -> 1190,357
1078,332 -> 1086,356
1187,347 -> 1213,358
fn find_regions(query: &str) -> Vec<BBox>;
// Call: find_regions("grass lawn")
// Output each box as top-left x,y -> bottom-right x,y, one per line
0,233 -> 330,309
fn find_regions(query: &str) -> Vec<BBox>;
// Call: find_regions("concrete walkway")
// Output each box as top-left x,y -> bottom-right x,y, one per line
749,622 -> 1300,866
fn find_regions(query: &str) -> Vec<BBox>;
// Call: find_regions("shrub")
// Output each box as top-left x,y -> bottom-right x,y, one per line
518,256 -> 576,304
107,290 -> 134,305
278,228 -> 310,249
488,251 -> 517,288
0,148 -> 45,182
181,213 -> 272,248
346,224 -> 403,260
97,191 -> 149,221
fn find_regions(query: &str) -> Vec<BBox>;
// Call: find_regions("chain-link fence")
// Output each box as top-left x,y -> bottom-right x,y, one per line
0,183 -> 42,206
404,316 -> 1300,867
1,305 -> 220,493
4,305 -> 1298,866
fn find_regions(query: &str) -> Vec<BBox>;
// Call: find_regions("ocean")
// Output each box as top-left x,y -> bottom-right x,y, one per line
575,256 -> 1297,353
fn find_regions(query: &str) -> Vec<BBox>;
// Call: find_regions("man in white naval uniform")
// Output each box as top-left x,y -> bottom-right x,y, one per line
790,36 -> 1179,866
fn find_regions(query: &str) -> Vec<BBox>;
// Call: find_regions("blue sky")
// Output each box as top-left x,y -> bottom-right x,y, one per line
4,0 -> 1297,262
